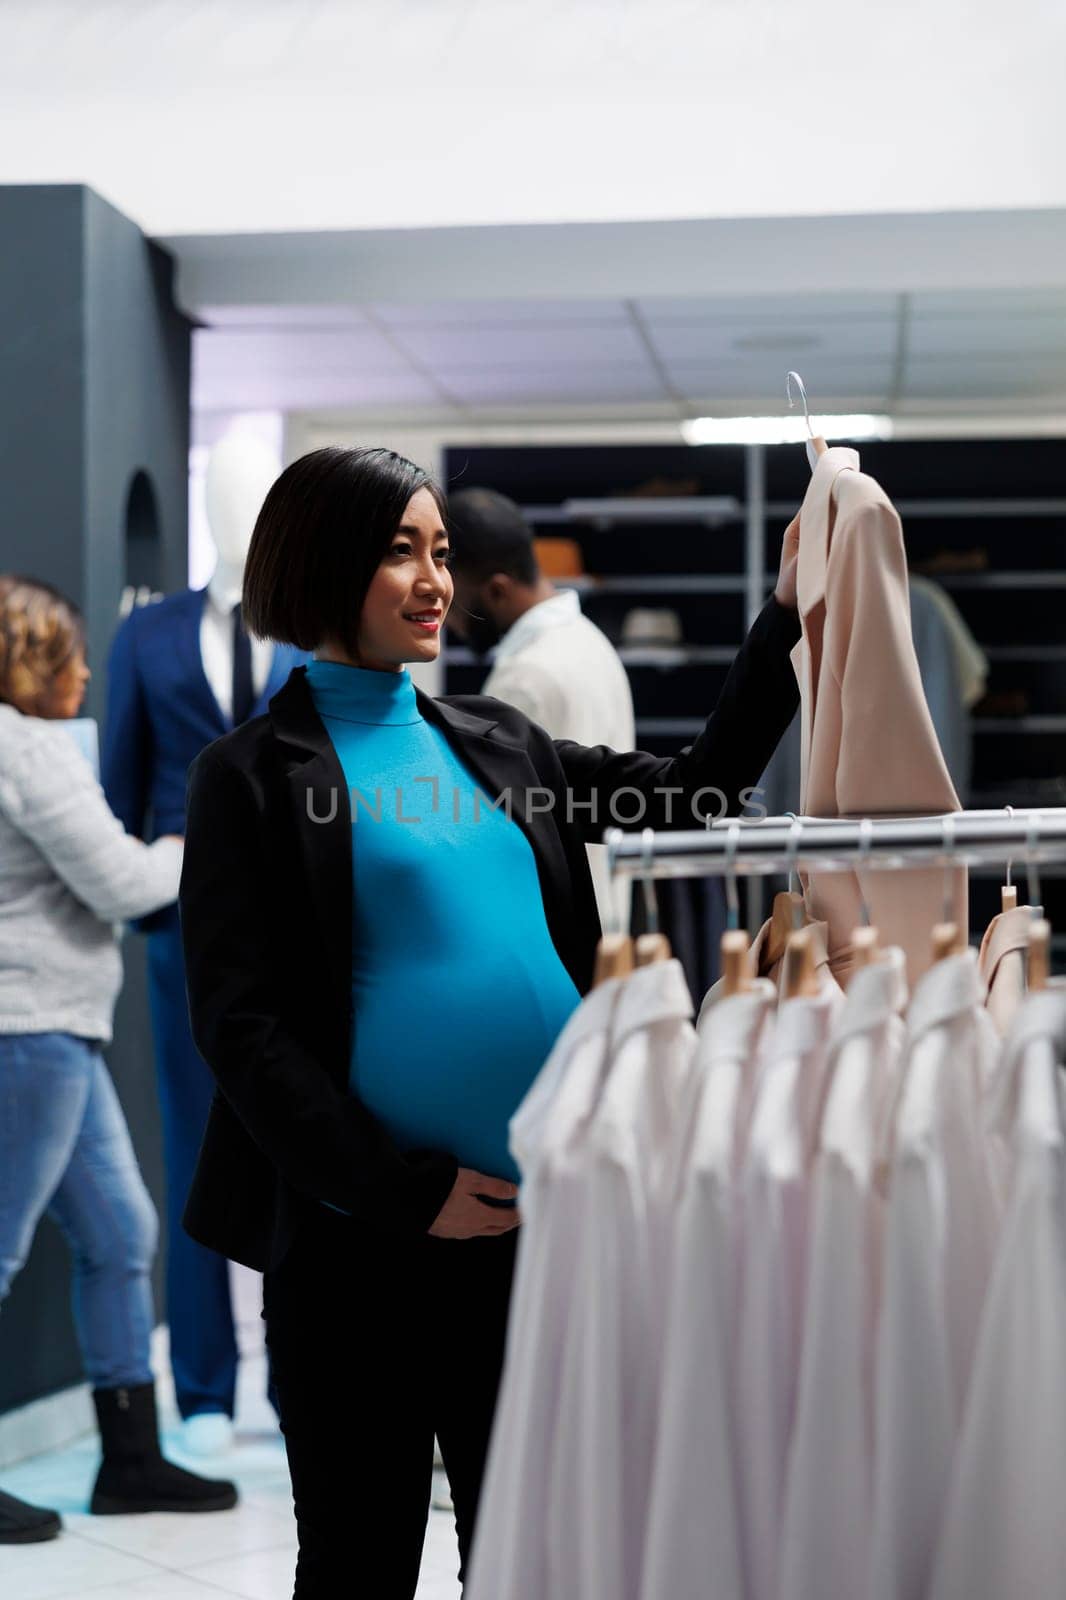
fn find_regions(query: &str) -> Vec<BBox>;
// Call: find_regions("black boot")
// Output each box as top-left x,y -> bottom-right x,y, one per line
0,1487 -> 62,1543
90,1383 -> 238,1515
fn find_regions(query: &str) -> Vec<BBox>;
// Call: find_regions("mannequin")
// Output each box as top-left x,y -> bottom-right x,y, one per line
103,434 -> 307,1457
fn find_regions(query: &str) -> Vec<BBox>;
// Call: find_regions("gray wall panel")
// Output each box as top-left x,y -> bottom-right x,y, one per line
0,185 -> 191,1420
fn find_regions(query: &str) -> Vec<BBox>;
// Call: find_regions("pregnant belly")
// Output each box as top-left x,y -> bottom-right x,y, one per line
350,958 -> 579,1183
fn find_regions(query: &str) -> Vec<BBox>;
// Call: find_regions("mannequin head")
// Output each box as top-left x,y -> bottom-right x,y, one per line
204,434 -> 279,574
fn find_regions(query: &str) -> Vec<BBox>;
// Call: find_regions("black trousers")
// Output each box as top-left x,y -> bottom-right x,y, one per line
263,1205 -> 517,1598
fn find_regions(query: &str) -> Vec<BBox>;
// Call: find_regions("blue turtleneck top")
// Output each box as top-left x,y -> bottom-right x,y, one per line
305,659 -> 580,1184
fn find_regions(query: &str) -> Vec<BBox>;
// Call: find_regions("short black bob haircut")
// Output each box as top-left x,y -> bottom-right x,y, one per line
447,487 -> 538,586
242,446 -> 445,657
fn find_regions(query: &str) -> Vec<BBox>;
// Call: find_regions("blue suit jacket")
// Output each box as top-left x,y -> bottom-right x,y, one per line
102,588 -> 306,930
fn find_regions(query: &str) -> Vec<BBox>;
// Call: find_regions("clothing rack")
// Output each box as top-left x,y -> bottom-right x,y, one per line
603,807 -> 1066,881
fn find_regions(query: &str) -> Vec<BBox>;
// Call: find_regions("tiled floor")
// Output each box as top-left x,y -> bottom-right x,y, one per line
2,1266 -> 462,1599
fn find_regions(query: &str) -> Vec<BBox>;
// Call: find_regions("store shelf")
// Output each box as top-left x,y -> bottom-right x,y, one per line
984,646 -> 1066,662
446,644 -> 737,668
765,499 -> 1066,520
635,718 -> 704,737
559,574 -> 748,595
524,497 -> 742,526
933,573 -> 1066,590
973,716 -> 1066,734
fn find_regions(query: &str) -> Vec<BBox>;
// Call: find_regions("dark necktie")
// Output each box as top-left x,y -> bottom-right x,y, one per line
231,603 -> 255,725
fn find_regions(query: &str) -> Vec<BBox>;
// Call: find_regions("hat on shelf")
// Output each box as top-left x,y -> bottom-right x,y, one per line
620,607 -> 684,647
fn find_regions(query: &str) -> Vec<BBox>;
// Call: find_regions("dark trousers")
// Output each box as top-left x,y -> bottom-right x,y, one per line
147,920 -> 239,1418
263,1205 -> 517,1599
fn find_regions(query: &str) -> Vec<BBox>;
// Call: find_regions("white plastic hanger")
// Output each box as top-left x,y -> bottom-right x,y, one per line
787,370 -> 827,473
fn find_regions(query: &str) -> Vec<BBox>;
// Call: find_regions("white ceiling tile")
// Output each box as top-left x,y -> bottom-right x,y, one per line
902,361 -> 1066,401
649,318 -> 897,365
371,299 -> 630,327
664,355 -> 893,394
391,323 -> 652,369
193,326 -> 414,378
910,288 -> 1066,319
906,316 -> 1066,359
636,293 -> 900,325
198,304 -> 371,327
443,363 -> 668,406
192,362 -> 443,412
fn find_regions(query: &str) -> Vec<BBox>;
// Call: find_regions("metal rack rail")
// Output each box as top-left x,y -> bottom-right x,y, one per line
604,808 -> 1066,881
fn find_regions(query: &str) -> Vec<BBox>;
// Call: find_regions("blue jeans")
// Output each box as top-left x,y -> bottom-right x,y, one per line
0,1033 -> 157,1389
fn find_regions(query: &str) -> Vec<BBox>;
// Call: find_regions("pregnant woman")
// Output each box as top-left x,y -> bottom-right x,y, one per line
177,446 -> 802,1597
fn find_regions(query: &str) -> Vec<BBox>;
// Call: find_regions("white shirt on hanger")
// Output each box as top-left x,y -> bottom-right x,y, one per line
735,978 -> 844,1600
546,959 -> 696,1600
199,582 -> 273,723
869,949 -> 1001,1600
641,979 -> 776,1600
779,949 -> 908,1600
465,978 -> 623,1600
930,989 -> 1066,1600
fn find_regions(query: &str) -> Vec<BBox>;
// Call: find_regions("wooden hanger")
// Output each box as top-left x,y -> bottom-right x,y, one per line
784,927 -> 820,999
931,921 -> 966,963
636,932 -> 672,968
721,929 -> 753,997
593,931 -> 634,987
851,925 -> 882,969
1028,916 -> 1051,992
766,890 -> 807,971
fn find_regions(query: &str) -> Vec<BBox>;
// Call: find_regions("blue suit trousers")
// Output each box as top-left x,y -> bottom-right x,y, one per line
147,917 -> 238,1420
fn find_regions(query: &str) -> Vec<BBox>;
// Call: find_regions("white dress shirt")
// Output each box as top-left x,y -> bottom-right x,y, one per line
779,949 -> 908,1600
482,589 -> 635,930
930,989 -> 1066,1600
641,979 -> 776,1600
483,588 -> 635,751
465,979 -> 622,1600
869,950 -> 1002,1600
736,978 -> 844,1600
199,581 -> 273,723
547,959 -> 696,1600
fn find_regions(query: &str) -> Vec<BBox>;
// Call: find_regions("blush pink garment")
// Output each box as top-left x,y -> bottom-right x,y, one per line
699,892 -> 842,1011
792,448 -> 966,989
978,905 -> 1033,1037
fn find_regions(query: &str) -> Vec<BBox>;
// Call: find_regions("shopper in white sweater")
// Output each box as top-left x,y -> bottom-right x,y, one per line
0,577 -> 237,1545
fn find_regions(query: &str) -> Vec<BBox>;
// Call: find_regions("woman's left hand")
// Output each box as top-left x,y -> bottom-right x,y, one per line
774,513 -> 801,611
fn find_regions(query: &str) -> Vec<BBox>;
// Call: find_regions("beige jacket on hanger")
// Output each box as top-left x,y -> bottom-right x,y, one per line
977,905 -> 1033,1036
698,892 -> 842,1013
793,448 -> 965,988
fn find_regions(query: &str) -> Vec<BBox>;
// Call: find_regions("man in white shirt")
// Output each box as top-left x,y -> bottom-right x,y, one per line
447,488 -> 635,752
447,489 -> 635,926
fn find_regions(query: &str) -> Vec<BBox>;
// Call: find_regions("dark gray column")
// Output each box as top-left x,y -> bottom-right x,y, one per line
0,185 -> 191,1418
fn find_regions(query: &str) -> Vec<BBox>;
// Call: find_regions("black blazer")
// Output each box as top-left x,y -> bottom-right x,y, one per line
179,597 -> 801,1272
